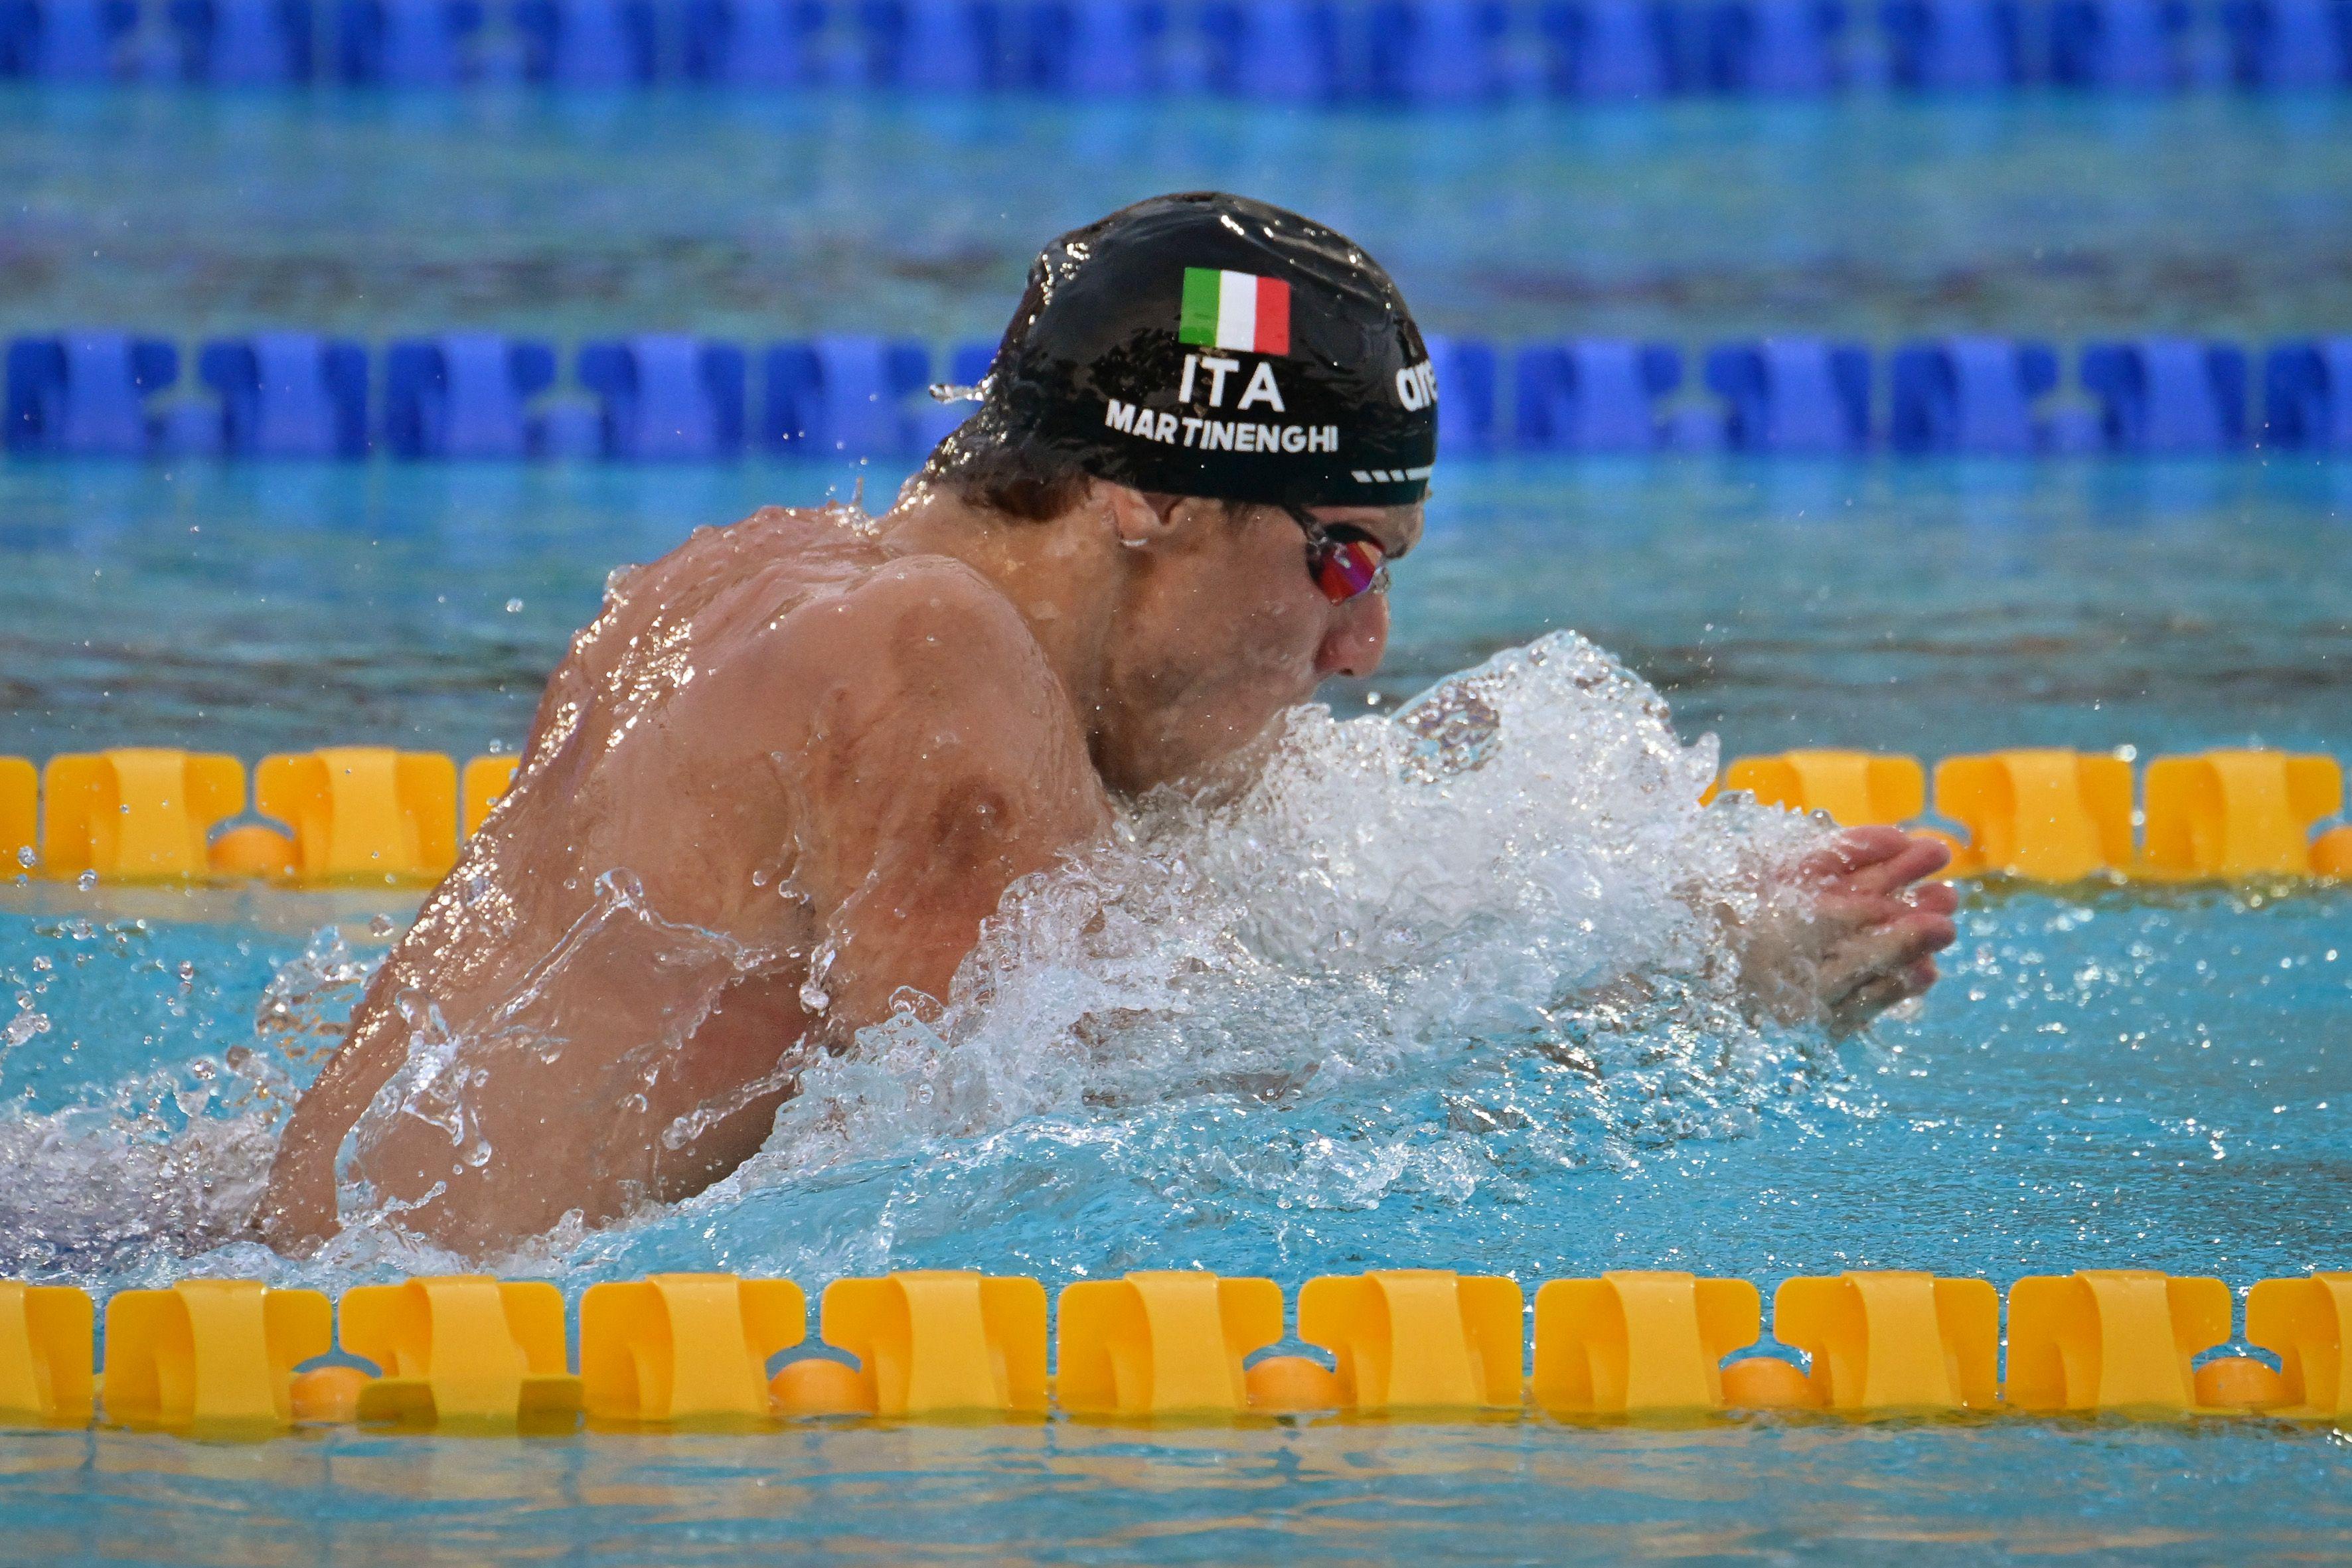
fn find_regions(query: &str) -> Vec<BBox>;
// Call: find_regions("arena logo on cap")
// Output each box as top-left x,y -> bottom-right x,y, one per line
1395,358 -> 1437,411
1180,268 -> 1291,356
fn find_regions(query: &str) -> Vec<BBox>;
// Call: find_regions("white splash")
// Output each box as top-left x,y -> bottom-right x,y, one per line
689,632 -> 1823,1221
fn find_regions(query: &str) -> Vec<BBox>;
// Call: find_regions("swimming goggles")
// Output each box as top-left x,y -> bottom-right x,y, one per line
1283,503 -> 1391,605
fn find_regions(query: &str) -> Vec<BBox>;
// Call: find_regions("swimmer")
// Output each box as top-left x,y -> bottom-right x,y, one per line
256,193 -> 1956,1257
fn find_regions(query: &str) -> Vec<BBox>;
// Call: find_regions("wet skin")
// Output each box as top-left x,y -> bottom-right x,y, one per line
256,481 -> 1955,1257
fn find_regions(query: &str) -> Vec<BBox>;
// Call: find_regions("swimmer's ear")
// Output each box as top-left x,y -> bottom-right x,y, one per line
1102,481 -> 1182,552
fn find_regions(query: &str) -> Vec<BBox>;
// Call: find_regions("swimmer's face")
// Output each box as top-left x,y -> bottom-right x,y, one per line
1095,495 -> 1420,793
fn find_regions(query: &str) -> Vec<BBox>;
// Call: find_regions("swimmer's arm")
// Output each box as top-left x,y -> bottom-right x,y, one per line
763,558 -> 1114,1033
252,951 -> 420,1251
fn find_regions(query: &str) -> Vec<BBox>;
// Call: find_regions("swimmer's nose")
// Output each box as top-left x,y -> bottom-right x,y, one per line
1314,591 -> 1388,680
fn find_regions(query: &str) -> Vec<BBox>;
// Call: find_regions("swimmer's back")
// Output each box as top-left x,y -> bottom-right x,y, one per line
272,500 -> 1113,1254
477,505 -> 889,931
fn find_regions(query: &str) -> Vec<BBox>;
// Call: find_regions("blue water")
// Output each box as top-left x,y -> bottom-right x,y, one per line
2,455 -> 2346,760
5,90 -> 2351,342
3,82 -> 2351,1568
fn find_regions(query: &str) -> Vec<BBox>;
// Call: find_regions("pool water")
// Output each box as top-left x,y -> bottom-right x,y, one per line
2,81 -> 2350,1567
6,90 -> 2352,342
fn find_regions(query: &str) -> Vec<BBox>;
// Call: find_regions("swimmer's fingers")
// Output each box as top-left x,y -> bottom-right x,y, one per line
1806,888 -> 1956,963
1800,828 -> 1954,898
1909,879 -> 1961,917
1828,957 -> 1939,1035
1818,911 -> 1955,1008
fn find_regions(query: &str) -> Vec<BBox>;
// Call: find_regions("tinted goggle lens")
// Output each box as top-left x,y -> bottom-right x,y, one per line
1311,535 -> 1385,603
1287,504 -> 1389,605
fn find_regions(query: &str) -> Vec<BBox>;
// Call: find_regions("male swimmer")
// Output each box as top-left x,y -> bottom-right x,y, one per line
258,193 -> 1957,1257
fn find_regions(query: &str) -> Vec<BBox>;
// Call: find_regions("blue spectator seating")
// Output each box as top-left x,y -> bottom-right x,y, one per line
1881,0 -> 2020,86
765,336 -> 932,459
1707,0 -> 1843,90
2222,0 -> 2349,85
1203,0 -> 1338,99
1705,338 -> 1872,453
863,0 -> 1000,89
1514,339 -> 1680,451
5,334 -> 177,456
2262,339 -> 2352,450
1543,0 -> 1680,95
384,335 -> 557,457
197,334 -> 370,457
580,337 -> 748,459
0,0 -> 137,78
2050,0 -> 2189,86
684,0 -> 823,82
1889,337 -> 2059,454
171,0 -> 313,80
2078,338 -> 2247,452
337,0 -> 482,81
516,0 -> 656,83
1368,0 -> 1509,101
1026,0 -> 1162,93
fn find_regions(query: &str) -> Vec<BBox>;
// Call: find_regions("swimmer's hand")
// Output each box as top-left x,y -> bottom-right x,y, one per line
251,1148 -> 338,1257
1741,826 -> 1960,1035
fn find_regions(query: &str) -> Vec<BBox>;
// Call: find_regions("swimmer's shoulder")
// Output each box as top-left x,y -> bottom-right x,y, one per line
745,550 -> 1063,732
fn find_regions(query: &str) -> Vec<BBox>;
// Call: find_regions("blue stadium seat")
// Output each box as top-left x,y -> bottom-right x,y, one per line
1203,0 -> 1338,100
337,0 -> 482,82
1881,0 -> 2020,86
1419,336 -> 1498,455
2260,339 -> 2352,451
1026,0 -> 1160,92
765,337 -> 932,459
1514,339 -> 1680,452
0,0 -> 137,78
1704,338 -> 1872,453
683,0 -> 823,82
1707,0 -> 1843,90
384,335 -> 557,458
197,334 -> 370,458
1542,0 -> 1679,96
2222,0 -> 2349,85
1889,337 -> 2059,455
862,0 -> 999,89
170,0 -> 313,81
1367,0 -> 1508,101
2049,0 -> 2188,86
579,337 -> 747,459
5,334 -> 177,456
2078,338 -> 2248,453
515,0 -> 657,84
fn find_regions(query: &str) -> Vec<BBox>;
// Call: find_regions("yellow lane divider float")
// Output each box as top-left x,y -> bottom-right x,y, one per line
0,1269 -> 2343,1434
3,745 -> 2346,889
1709,746 -> 2351,880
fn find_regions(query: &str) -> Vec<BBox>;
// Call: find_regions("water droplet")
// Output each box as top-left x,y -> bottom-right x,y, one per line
76,870 -> 97,892
505,597 -> 524,613
13,846 -> 31,868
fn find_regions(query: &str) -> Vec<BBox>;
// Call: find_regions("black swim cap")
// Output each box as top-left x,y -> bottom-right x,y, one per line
945,193 -> 1438,510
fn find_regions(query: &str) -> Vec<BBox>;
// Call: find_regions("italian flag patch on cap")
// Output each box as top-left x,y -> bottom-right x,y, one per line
1179,268 -> 1291,356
